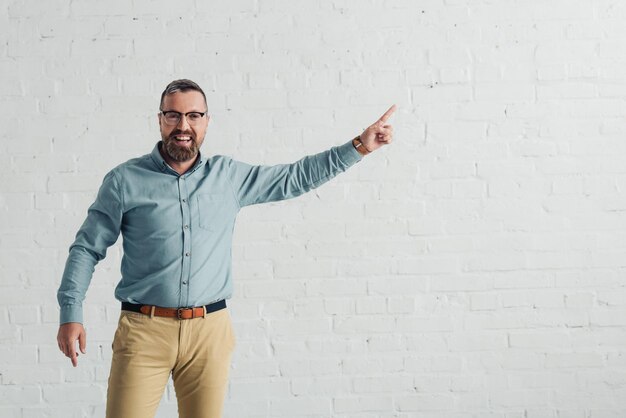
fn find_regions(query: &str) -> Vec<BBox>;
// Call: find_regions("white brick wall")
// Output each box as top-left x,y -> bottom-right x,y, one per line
1,0 -> 626,416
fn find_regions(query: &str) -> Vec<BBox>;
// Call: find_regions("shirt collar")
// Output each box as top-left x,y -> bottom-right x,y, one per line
150,141 -> 206,176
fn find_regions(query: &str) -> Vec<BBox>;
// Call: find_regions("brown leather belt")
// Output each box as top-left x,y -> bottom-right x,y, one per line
121,300 -> 226,319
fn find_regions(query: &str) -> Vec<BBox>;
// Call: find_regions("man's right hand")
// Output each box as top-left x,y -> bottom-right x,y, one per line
57,322 -> 86,367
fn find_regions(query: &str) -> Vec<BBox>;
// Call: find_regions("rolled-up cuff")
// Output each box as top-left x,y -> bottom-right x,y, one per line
60,304 -> 83,325
337,138 -> 364,166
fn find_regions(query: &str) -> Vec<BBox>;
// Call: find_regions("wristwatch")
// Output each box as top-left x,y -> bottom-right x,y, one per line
352,136 -> 371,156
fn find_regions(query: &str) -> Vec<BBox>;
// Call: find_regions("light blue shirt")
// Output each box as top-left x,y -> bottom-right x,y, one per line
57,140 -> 363,324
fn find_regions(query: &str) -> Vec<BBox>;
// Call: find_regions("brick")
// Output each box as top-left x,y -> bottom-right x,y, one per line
545,352 -> 604,369
396,393 -> 455,411
396,315 -> 454,333
229,380 -> 289,400
367,277 -> 428,296
470,293 -> 499,311
537,83 -> 597,100
269,397 -> 330,415
0,407 -> 20,418
293,298 -> 324,318
334,396 -> 393,413
291,376 -> 351,396
387,297 -> 415,314
334,316 -> 396,334
337,259 -> 392,277
273,260 -> 334,279
342,355 -> 403,375
448,332 -> 508,351
353,375 -> 413,393
355,297 -> 386,315
509,331 -> 572,349
0,386 -> 41,404
323,299 -> 358,318
8,305 -> 40,325
489,389 -> 552,408
307,278 -> 367,297
475,83 -> 535,102
396,257 -> 460,275
2,366 -> 62,385
70,0 -> 132,16
270,318 -> 331,336
405,355 -> 463,373
42,384 -> 103,404
0,345 -> 37,365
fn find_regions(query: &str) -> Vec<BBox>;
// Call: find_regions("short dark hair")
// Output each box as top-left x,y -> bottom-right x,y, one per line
159,79 -> 207,110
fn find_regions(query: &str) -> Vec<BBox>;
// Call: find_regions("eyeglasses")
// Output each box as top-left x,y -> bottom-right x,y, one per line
160,110 -> 208,126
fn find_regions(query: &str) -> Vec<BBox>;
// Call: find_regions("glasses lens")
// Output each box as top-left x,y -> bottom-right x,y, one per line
187,113 -> 203,124
163,112 -> 180,126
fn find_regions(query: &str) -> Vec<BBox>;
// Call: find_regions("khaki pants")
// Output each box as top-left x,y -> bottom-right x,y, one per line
106,307 -> 235,418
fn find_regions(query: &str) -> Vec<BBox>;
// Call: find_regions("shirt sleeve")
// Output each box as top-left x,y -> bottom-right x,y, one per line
57,170 -> 123,324
227,139 -> 363,208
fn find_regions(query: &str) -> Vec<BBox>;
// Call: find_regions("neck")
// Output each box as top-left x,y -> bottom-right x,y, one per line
159,144 -> 198,175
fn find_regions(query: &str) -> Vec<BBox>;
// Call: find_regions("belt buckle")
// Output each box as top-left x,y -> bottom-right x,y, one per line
177,307 -> 190,320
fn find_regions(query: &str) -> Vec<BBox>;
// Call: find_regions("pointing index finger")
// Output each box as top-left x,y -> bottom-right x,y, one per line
378,104 -> 397,124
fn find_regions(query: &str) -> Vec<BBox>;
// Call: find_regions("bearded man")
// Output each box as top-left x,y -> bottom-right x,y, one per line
56,79 -> 395,418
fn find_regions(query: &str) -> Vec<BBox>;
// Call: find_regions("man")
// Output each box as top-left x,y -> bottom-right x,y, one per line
56,79 -> 395,417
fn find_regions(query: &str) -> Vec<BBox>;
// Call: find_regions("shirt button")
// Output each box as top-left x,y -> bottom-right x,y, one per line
182,281 -> 187,285
184,225 -> 189,229
185,252 -> 190,257
182,199 -> 187,203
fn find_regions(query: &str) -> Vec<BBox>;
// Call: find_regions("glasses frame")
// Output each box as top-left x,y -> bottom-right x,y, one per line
159,110 -> 208,126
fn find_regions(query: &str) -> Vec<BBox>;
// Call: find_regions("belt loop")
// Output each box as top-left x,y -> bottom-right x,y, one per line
202,305 -> 206,318
150,306 -> 155,318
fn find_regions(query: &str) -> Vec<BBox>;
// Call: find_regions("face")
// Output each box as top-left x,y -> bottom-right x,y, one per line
158,90 -> 209,163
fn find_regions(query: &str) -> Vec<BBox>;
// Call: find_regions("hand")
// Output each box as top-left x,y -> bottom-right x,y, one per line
359,104 -> 397,153
57,322 -> 86,367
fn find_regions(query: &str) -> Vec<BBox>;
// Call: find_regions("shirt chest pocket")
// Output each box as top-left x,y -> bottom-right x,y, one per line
196,193 -> 224,231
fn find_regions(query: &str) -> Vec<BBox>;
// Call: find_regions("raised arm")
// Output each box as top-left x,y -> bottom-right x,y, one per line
228,105 -> 396,207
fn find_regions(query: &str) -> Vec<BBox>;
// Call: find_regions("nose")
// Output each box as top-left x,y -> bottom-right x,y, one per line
177,114 -> 191,130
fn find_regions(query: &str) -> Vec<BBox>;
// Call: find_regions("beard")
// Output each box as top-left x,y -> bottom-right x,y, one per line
162,132 -> 200,162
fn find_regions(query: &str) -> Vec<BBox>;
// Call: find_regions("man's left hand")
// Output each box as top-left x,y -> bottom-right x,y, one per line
360,104 -> 397,152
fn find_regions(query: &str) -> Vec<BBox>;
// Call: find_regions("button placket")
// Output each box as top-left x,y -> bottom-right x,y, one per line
178,176 -> 192,306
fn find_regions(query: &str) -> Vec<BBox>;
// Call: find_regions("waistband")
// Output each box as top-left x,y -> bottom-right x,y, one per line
121,300 -> 226,319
